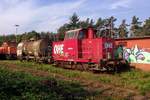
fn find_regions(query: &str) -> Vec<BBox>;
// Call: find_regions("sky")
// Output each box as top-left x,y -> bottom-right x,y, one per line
0,0 -> 149,35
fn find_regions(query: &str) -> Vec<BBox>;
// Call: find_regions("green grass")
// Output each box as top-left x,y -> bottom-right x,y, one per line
117,70 -> 150,95
0,67 -> 98,100
2,60 -> 150,95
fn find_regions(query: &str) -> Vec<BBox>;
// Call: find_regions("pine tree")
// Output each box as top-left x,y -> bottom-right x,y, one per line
118,19 -> 128,38
107,16 -> 117,38
130,16 -> 142,37
79,18 -> 90,28
95,18 -> 105,28
143,17 -> 150,36
69,13 -> 80,29
89,19 -> 94,27
85,18 -> 90,25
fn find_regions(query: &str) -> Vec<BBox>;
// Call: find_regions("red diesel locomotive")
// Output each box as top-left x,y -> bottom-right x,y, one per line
52,27 -> 126,71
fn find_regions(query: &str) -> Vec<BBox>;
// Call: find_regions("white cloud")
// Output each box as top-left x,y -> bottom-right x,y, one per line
110,0 -> 133,10
0,0 -> 149,35
0,0 -> 86,34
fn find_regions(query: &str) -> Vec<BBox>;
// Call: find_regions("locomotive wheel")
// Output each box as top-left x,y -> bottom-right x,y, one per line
53,61 -> 59,67
76,63 -> 88,71
70,62 -> 77,70
52,60 -> 125,73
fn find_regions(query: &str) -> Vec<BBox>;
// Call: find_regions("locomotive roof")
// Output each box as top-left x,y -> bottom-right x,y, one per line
66,28 -> 82,33
115,36 -> 150,41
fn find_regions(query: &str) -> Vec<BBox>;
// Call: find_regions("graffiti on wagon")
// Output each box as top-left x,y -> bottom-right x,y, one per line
123,45 -> 150,64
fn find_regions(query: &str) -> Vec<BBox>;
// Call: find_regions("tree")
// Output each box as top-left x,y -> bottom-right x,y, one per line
106,16 -> 117,38
57,23 -> 70,40
95,18 -> 105,28
130,16 -> 142,37
143,17 -> 150,36
89,19 -> 94,27
69,13 -> 80,29
57,13 -> 80,40
85,18 -> 90,25
95,16 -> 117,38
78,18 -> 89,28
28,30 -> 40,40
95,18 -> 108,37
118,19 -> 128,38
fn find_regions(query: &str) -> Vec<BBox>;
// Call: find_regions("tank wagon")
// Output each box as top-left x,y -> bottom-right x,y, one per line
52,27 -> 127,72
17,39 -> 49,62
0,42 -> 17,59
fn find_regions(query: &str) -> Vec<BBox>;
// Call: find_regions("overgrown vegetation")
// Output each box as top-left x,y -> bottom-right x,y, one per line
1,60 -> 150,96
0,66 -> 97,100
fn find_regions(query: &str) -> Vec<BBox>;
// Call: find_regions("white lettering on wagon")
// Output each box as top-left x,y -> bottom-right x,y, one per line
54,44 -> 64,54
104,42 -> 113,49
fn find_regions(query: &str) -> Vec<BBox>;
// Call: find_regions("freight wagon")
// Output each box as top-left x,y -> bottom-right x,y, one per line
17,39 -> 49,62
0,42 -> 17,59
115,37 -> 150,71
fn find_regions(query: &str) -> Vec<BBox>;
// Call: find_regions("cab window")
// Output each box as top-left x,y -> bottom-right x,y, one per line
78,31 -> 86,39
65,31 -> 76,39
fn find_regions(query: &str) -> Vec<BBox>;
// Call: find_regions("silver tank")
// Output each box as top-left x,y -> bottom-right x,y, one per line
17,39 -> 48,61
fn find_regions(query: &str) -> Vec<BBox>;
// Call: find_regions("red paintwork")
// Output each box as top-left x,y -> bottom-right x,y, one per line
52,28 -> 115,64
0,42 -> 17,55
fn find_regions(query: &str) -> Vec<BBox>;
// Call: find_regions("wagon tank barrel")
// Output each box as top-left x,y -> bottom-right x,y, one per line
17,39 -> 49,62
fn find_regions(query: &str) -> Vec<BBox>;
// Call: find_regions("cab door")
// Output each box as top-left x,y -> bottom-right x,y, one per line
77,30 -> 87,58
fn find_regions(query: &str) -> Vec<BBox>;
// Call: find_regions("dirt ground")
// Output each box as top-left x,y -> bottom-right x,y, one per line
0,61 -> 149,100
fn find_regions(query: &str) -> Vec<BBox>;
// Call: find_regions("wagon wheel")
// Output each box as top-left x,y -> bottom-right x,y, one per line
119,59 -> 130,71
35,57 -> 39,63
19,56 -> 23,62
26,56 -> 30,61
6,54 -> 11,60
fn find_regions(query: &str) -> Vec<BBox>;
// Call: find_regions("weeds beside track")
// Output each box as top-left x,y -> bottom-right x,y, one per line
0,60 -> 150,99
